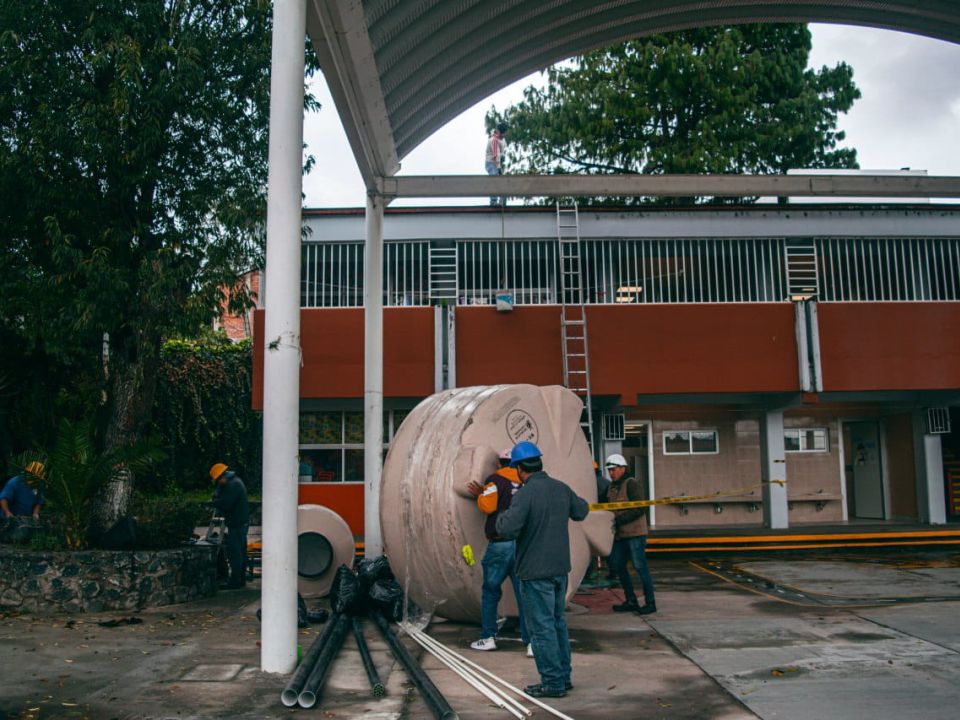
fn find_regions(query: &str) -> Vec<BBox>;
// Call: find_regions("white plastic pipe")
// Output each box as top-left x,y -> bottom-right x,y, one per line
410,629 -> 575,720
364,193 -> 385,558
260,0 -> 306,674
408,631 -> 527,719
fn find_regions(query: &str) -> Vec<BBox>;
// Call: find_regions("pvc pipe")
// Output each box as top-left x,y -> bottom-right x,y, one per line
410,631 -> 530,719
409,629 -> 575,720
408,631 -> 528,719
280,612 -> 341,707
371,611 -> 458,720
364,193 -> 385,558
260,0 -> 307,675
352,617 -> 386,698
298,614 -> 352,708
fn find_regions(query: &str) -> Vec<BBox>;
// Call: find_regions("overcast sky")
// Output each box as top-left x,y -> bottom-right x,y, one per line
301,24 -> 960,209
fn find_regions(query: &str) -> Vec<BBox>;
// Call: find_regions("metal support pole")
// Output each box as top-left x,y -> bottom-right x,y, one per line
760,410 -> 789,529
364,193 -> 385,557
260,0 -> 306,674
913,410 -> 947,525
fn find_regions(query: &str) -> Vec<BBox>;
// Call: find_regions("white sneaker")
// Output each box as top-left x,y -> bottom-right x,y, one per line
470,637 -> 497,651
526,643 -> 535,658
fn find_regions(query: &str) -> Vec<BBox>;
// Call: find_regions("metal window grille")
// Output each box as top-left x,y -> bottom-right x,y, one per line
602,413 -> 626,441
816,237 -> 960,302
457,240 -> 558,305
301,241 -> 429,307
926,407 -> 952,435
581,238 -> 788,304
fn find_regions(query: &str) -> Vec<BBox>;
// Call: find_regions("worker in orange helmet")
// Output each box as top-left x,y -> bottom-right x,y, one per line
210,463 -> 249,589
466,448 -> 532,657
1,461 -> 45,520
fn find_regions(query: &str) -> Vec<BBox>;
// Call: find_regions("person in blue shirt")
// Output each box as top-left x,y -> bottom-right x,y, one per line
0,461 -> 45,519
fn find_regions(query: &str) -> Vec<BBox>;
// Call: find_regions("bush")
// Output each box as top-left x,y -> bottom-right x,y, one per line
130,494 -> 211,550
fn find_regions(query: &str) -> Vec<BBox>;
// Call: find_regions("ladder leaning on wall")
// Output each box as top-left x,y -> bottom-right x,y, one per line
556,201 -> 596,459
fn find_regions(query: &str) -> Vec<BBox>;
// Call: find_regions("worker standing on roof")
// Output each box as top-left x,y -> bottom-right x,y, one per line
605,453 -> 657,615
210,463 -> 250,589
485,122 -> 508,206
495,441 -> 589,699
467,449 -> 533,657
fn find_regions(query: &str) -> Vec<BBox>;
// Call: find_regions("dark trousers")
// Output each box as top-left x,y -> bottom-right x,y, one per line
609,536 -> 655,606
225,524 -> 248,588
520,575 -> 571,690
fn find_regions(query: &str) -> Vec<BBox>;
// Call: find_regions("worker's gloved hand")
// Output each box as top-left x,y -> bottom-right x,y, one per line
466,481 -> 483,498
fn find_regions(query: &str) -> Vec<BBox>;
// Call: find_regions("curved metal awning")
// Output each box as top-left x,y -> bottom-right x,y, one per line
307,1 -> 960,187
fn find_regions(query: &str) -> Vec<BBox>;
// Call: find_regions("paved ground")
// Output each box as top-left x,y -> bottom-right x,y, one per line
2,550 -> 960,719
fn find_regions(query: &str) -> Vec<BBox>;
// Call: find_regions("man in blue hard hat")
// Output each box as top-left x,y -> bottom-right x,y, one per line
494,441 -> 589,699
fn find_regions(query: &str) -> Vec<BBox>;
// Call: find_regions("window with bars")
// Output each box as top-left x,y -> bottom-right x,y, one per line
301,242 -> 429,307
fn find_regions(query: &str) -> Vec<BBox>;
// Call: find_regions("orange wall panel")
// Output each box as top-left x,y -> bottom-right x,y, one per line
252,308 -> 434,409
297,483 -> 364,536
818,303 -> 960,391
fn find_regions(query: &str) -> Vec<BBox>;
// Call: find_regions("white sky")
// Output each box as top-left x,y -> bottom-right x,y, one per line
301,24 -> 960,209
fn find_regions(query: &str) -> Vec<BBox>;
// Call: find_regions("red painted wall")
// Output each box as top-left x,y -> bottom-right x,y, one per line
456,304 -> 799,400
818,303 -> 960,391
253,308 -> 435,409
298,483 -> 364,536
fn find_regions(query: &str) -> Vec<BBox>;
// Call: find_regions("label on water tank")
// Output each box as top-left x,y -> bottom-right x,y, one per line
506,409 -> 539,444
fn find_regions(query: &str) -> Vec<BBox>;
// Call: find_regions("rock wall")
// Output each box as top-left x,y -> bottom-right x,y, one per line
0,546 -> 218,613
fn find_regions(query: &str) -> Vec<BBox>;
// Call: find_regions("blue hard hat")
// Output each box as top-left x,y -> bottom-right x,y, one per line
510,441 -> 542,467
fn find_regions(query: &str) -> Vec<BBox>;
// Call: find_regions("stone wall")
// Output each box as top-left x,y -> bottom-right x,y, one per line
0,546 -> 218,613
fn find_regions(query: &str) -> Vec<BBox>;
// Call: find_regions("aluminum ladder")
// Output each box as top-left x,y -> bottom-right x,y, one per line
556,201 -> 596,459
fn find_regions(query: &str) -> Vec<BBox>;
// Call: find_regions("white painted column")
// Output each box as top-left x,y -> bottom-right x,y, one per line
760,410 -> 789,529
364,193 -> 385,557
913,410 -> 947,525
260,0 -> 306,675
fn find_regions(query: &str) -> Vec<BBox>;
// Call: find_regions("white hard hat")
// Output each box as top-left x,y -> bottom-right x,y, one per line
604,453 -> 628,468
499,448 -> 513,461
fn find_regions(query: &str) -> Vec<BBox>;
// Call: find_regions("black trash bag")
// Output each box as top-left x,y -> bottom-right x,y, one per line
255,594 -> 330,627
368,577 -> 406,622
330,564 -> 364,615
356,555 -> 393,589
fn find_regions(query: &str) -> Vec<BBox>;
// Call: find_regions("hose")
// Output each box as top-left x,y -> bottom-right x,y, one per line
280,610 -> 341,707
352,617 -> 386,698
371,610 -> 458,720
298,614 -> 352,708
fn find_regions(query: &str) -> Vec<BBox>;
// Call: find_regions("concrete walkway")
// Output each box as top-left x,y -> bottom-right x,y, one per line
2,551 -> 960,719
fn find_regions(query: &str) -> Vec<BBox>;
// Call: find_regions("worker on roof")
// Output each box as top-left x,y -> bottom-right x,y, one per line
494,441 -> 589,699
210,463 -> 250,590
605,453 -> 657,615
1,461 -> 45,520
466,448 -> 532,657
484,122 -> 508,206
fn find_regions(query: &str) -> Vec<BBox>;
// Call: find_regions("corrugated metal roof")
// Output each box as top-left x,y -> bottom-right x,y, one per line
308,1 -> 960,187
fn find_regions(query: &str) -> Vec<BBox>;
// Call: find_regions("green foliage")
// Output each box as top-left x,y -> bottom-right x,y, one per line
487,24 -> 860,204
0,1 -> 316,518
129,492 -> 209,550
23,420 -> 160,549
146,334 -> 261,494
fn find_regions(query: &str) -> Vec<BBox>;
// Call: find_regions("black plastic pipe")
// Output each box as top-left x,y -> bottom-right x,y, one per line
352,616 -> 386,698
371,611 -> 458,720
280,611 -> 340,707
298,613 -> 352,708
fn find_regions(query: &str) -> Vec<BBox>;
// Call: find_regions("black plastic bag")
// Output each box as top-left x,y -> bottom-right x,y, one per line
356,555 -> 393,589
330,564 -> 364,615
368,578 -> 405,622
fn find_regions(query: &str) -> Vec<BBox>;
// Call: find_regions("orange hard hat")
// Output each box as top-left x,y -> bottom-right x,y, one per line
25,461 -> 46,479
209,463 -> 229,481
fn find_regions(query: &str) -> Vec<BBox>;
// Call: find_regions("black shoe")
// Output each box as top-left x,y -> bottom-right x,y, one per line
612,601 -> 640,613
525,684 -> 567,698
565,682 -> 574,691
637,603 -> 657,615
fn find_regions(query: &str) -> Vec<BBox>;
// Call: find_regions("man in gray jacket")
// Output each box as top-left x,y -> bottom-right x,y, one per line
495,441 -> 589,699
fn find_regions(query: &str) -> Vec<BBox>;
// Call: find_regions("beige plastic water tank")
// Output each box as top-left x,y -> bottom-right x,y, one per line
297,504 -> 355,598
381,384 -> 614,622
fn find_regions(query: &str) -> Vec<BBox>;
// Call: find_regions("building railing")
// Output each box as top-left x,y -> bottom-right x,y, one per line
300,236 -> 960,307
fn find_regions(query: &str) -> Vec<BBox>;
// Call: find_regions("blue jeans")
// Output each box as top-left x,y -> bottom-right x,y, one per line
485,161 -> 504,205
480,540 -> 529,643
520,575 -> 571,690
610,536 -> 655,606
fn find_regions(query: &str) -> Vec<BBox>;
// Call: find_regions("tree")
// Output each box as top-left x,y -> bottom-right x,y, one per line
0,0 -> 318,533
487,24 -> 860,203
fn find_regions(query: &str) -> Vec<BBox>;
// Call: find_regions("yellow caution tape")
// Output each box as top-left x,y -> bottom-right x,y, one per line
461,544 -> 476,566
589,480 -> 786,512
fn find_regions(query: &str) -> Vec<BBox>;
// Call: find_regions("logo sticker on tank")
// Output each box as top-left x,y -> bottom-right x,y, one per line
506,409 -> 539,444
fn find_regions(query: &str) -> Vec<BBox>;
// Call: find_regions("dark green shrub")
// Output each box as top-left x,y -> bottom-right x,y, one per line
130,494 -> 211,550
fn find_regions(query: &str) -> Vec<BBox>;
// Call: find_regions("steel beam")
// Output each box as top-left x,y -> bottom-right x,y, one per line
381,174 -> 960,199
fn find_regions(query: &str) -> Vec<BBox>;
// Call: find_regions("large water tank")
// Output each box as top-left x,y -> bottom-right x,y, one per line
297,504 -> 355,597
381,384 -> 613,622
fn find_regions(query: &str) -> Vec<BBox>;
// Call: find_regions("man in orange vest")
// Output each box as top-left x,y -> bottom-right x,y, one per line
467,448 -> 532,656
